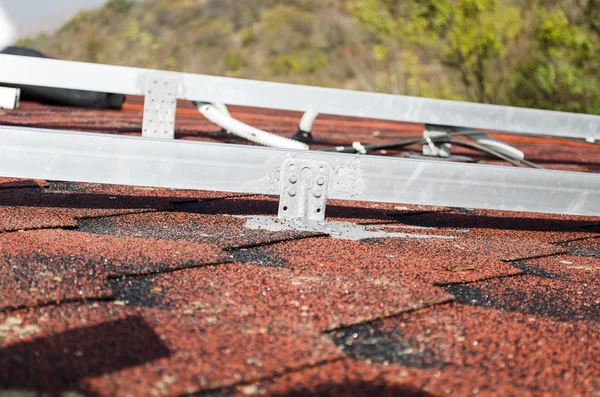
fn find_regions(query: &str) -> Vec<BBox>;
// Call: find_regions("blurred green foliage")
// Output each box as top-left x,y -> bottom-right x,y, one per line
509,3 -> 600,113
16,0 -> 599,114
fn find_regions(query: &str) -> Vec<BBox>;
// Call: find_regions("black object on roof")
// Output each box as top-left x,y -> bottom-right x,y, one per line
1,46 -> 125,109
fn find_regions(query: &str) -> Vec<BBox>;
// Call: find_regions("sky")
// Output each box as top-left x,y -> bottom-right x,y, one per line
0,0 -> 108,37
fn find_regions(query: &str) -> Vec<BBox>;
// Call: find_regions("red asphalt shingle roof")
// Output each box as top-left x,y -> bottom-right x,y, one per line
0,98 -> 599,397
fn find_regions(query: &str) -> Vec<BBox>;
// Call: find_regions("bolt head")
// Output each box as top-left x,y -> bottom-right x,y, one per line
289,189 -> 297,197
289,176 -> 298,184
313,190 -> 323,198
316,177 -> 325,186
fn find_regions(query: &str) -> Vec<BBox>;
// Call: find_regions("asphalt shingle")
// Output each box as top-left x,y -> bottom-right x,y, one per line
1,98 -> 600,396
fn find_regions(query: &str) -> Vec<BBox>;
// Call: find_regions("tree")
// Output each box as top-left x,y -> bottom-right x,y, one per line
509,2 -> 600,113
437,0 -> 522,103
346,0 -> 522,102
16,0 -> 598,113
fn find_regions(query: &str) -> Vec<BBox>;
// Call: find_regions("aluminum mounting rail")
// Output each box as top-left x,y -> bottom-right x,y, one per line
1,54 -> 599,141
1,125 -> 599,216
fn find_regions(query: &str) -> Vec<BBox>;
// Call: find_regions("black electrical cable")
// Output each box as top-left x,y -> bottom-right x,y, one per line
439,139 -> 545,169
438,139 -> 524,168
367,130 -> 489,152
364,137 -> 427,152
322,130 -> 484,153
519,158 -> 545,169
322,135 -> 544,169
322,137 -> 425,153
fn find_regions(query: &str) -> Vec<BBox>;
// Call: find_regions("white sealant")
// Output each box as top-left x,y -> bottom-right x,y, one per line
237,215 -> 457,241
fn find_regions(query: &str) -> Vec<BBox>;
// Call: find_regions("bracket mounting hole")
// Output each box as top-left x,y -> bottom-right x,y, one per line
283,206 -> 288,211
316,208 -> 322,213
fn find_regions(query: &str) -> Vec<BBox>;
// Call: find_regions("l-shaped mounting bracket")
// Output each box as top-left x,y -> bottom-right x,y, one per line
278,158 -> 330,222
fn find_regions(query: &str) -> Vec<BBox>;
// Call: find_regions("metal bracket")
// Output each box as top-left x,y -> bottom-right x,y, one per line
278,159 -> 330,222
142,74 -> 178,139
422,124 -> 452,158
0,86 -> 20,110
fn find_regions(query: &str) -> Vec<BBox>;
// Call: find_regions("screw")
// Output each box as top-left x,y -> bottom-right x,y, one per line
289,189 -> 297,197
289,175 -> 298,184
316,177 -> 325,186
313,190 -> 323,198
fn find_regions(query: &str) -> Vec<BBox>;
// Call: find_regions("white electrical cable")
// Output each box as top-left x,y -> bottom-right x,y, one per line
298,110 -> 319,133
217,103 -> 318,139
0,2 -> 15,50
196,103 -> 308,150
468,133 -> 525,160
211,102 -> 232,133
197,103 -> 522,160
213,102 -> 231,117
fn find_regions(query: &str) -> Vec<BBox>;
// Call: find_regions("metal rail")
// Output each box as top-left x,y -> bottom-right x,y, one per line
1,125 -> 599,216
1,54 -> 599,140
